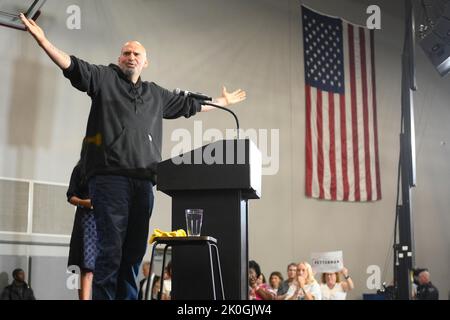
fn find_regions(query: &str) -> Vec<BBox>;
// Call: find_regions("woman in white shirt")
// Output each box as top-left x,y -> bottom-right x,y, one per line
320,267 -> 354,300
286,262 -> 322,300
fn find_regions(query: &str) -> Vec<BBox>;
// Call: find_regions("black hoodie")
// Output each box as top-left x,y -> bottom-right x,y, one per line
63,56 -> 201,184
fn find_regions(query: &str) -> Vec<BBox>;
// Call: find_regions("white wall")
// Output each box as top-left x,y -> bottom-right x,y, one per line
0,0 -> 449,299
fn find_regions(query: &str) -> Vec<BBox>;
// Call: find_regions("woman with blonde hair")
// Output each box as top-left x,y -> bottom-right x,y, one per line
283,262 -> 321,300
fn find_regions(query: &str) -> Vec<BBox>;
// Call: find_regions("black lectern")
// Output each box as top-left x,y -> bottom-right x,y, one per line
157,139 -> 261,300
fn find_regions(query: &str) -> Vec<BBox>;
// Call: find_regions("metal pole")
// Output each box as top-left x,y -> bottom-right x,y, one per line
395,0 -> 417,300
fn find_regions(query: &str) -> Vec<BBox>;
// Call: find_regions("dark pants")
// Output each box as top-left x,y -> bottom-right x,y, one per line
89,175 -> 154,300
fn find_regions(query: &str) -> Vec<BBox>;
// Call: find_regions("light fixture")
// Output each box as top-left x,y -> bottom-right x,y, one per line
419,0 -> 450,76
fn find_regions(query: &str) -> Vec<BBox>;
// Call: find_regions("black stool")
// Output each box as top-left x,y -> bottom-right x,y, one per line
146,236 -> 225,300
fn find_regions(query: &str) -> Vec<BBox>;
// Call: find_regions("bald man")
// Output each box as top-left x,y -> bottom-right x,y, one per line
20,14 -> 246,300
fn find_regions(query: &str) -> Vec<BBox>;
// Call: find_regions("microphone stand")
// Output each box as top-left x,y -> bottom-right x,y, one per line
201,101 -> 240,139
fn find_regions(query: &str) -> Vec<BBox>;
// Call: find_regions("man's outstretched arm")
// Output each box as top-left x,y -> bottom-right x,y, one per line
20,13 -> 71,70
201,86 -> 247,112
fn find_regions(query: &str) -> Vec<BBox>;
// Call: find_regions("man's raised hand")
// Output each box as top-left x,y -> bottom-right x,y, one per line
19,13 -> 71,70
19,13 -> 46,45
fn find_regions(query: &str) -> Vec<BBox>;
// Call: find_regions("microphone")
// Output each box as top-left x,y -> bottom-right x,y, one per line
174,88 -> 240,139
173,88 -> 212,101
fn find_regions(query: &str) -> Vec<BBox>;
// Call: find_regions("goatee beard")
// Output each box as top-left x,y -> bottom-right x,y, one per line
122,68 -> 135,77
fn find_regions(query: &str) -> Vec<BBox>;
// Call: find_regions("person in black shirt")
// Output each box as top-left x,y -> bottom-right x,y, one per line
416,270 -> 439,300
20,13 -> 246,300
277,263 -> 298,298
0,269 -> 36,300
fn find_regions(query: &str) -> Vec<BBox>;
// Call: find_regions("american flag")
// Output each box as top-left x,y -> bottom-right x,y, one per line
303,6 -> 381,202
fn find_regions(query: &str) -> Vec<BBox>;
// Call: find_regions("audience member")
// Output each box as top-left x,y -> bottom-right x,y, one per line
320,267 -> 354,300
0,269 -> 36,300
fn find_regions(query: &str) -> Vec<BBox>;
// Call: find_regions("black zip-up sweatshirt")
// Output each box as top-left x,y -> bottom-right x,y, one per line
63,56 -> 201,184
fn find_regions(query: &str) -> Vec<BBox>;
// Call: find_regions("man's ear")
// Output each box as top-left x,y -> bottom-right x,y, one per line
144,59 -> 149,69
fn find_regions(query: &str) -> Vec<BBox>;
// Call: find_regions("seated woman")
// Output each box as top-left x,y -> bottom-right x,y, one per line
320,267 -> 354,300
248,260 -> 276,300
284,262 -> 321,300
268,271 -> 284,295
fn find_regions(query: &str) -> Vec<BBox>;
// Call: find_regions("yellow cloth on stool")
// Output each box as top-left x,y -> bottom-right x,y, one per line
149,228 -> 187,244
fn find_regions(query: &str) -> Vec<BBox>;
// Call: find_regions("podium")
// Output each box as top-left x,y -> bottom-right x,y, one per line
157,139 -> 261,300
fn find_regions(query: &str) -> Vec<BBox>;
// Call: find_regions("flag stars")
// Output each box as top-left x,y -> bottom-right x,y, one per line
303,12 -> 344,92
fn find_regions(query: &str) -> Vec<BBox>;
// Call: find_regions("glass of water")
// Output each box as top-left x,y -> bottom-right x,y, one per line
185,209 -> 203,236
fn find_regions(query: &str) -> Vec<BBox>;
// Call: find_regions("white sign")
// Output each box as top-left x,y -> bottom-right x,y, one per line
311,251 -> 344,273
